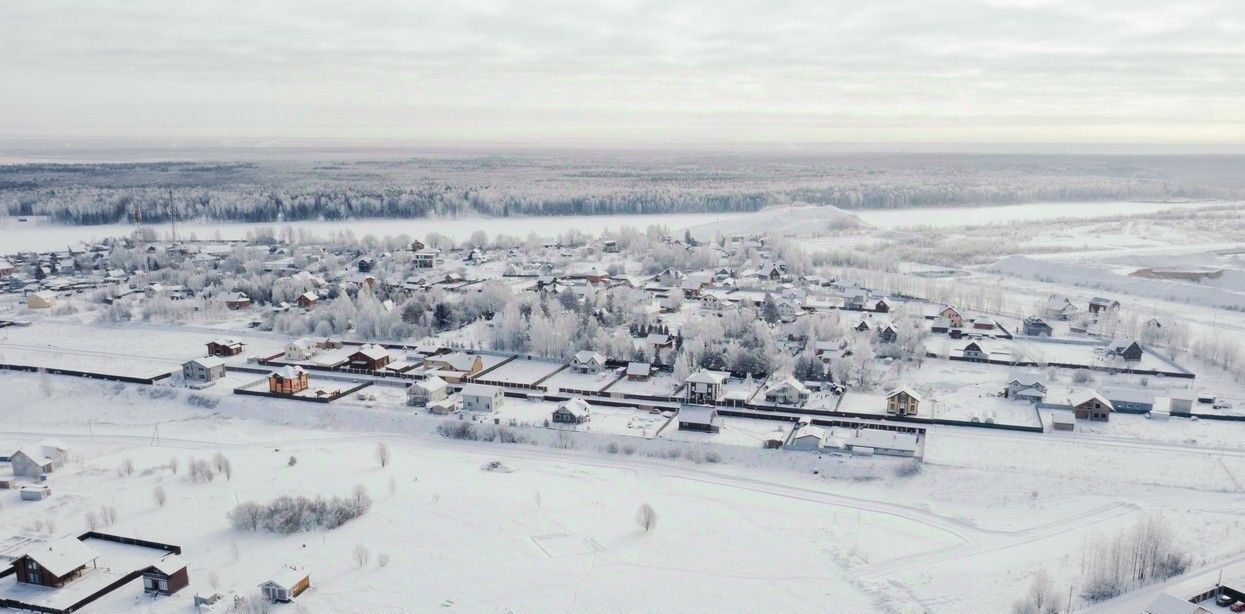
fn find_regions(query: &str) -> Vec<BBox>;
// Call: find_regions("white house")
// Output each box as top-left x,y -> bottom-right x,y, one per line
411,248 -> 444,269
763,377 -> 811,406
182,356 -> 226,384
785,425 -> 826,451
570,351 -> 606,374
407,376 -> 448,406
460,383 -> 505,412
260,565 -> 310,603
284,338 -> 319,361
10,442 -> 68,478
683,370 -> 728,404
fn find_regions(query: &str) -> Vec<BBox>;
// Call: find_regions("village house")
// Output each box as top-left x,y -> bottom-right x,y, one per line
763,377 -> 811,406
552,398 -> 592,424
1022,315 -> 1053,336
356,256 -> 376,272
296,291 -> 319,309
411,248 -> 444,269
885,387 -> 922,416
677,405 -> 721,433
602,239 -> 620,253
785,425 -> 825,451
844,428 -> 919,457
422,352 -> 484,381
142,554 -> 190,596
683,370 -> 728,405
959,341 -> 989,361
223,292 -> 252,310
284,337 -> 319,361
876,323 -> 899,343
1044,295 -> 1078,320
206,338 -> 245,357
10,537 -> 98,587
0,258 -> 14,276
645,333 -> 677,364
9,442 -> 68,478
1088,297 -> 1120,314
269,366 -> 309,395
1099,386 -> 1155,413
407,376 -> 448,407
938,305 -> 964,328
570,350 -> 607,374
460,383 -> 505,412
260,566 -> 310,603
182,356 -> 226,384
348,344 -> 391,371
1073,391 -> 1113,421
626,362 -> 652,381
26,290 -> 57,309
1005,373 -> 1048,403
1107,338 -> 1144,362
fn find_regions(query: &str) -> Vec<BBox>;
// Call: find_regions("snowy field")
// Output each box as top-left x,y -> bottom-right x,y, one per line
5,370 -> 1245,613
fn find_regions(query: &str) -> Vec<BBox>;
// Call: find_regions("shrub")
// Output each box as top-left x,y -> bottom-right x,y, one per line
894,460 -> 923,477
228,487 -> 372,534
187,394 -> 220,408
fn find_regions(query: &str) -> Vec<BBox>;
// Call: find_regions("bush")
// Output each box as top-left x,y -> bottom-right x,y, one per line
636,503 -> 658,533
227,486 -> 372,534
187,394 -> 220,408
893,460 -> 923,477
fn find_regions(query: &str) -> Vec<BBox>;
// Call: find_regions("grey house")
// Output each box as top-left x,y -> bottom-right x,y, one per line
10,443 -> 67,478
460,383 -> 505,412
182,357 -> 226,383
1100,387 -> 1155,413
1022,316 -> 1053,337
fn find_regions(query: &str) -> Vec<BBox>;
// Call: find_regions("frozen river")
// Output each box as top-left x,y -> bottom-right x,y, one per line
0,200 -> 1224,251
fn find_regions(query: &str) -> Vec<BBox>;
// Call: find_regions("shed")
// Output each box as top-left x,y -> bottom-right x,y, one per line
785,425 -> 826,451
20,485 -> 51,500
1051,412 -> 1075,432
552,398 -> 592,424
182,356 -> 226,383
625,362 -> 652,381
677,405 -> 721,433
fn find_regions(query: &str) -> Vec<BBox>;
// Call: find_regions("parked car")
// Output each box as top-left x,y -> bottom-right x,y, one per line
1215,593 -> 1234,607
1231,600 -> 1245,613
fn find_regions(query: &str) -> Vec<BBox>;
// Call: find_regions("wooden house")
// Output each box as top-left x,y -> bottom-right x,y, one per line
625,362 -> 652,381
224,292 -> 252,310
552,398 -> 591,424
1107,339 -> 1144,362
1073,391 -> 1113,421
296,291 -> 319,309
269,366 -> 309,395
260,566 -> 310,603
11,536 -> 98,587
142,554 -> 189,595
206,339 -> 245,357
348,344 -> 391,370
885,388 -> 921,416
284,337 -> 319,361
677,405 -> 721,433
1044,295 -> 1077,320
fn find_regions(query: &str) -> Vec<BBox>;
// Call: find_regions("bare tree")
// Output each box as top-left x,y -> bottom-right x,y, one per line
153,485 -> 167,508
118,457 -> 135,477
376,442 -> 390,468
636,503 -> 658,533
209,572 -> 221,591
85,510 -> 99,530
353,545 -> 371,568
168,456 -> 179,475
377,553 -> 390,569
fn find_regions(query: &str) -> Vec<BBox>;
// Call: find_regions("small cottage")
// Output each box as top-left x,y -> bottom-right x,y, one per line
785,425 -> 825,451
763,377 -> 811,406
626,362 -> 652,381
11,536 -> 98,586
570,351 -> 607,374
260,566 -> 310,603
348,344 -> 391,371
677,405 -> 721,433
1073,391 -> 1113,421
552,398 -> 592,424
206,339 -> 245,357
142,554 -> 190,595
407,376 -> 448,407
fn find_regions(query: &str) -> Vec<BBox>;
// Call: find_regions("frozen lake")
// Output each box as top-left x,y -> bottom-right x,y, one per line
0,200 -> 1226,251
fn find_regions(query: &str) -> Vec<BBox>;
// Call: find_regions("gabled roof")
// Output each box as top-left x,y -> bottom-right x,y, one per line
678,405 -> 720,424
150,553 -> 187,575
272,365 -> 307,379
886,387 -> 922,402
556,398 -> 592,418
22,536 -> 98,578
459,383 -> 501,398
685,370 -> 728,385
766,376 -> 811,395
626,362 -> 651,376
1072,389 -> 1114,410
264,565 -> 308,590
415,376 -> 447,393
572,351 -> 605,365
185,356 -> 226,369
351,344 -> 390,360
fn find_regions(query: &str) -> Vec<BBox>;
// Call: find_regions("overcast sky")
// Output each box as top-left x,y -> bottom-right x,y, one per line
1,0 -> 1242,146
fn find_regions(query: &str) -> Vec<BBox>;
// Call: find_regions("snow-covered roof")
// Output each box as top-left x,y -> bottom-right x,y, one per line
678,405 -> 720,425
766,376 -> 810,395
886,387 -> 922,402
352,344 -> 390,360
1142,592 -> 1207,614
1071,389 -> 1114,410
626,362 -> 651,376
459,383 -> 501,398
685,370 -> 728,385
12,447 -> 52,465
556,398 -> 592,418
272,366 -> 307,379
572,351 -> 605,365
415,376 -> 447,392
150,553 -> 187,575
23,536 -> 98,578
848,428 -> 918,452
185,356 -> 226,369
1100,386 -> 1155,404
791,425 -> 825,442
431,352 -> 480,371
265,565 -> 309,590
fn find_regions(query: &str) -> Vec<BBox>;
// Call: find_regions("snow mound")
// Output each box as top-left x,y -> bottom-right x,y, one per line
480,460 -> 515,473
686,205 -> 861,240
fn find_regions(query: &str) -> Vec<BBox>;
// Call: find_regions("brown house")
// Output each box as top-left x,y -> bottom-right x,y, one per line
296,291 -> 319,309
269,366 -> 309,395
11,537 -> 99,588
224,293 -> 252,310
348,344 -> 391,371
206,339 -> 245,357
142,554 -> 190,595
1073,392 -> 1113,421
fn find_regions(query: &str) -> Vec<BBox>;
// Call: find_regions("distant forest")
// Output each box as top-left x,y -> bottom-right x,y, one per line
2,152 -> 1243,225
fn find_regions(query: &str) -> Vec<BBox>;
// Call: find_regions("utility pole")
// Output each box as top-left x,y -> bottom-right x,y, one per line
1066,585 -> 1073,613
